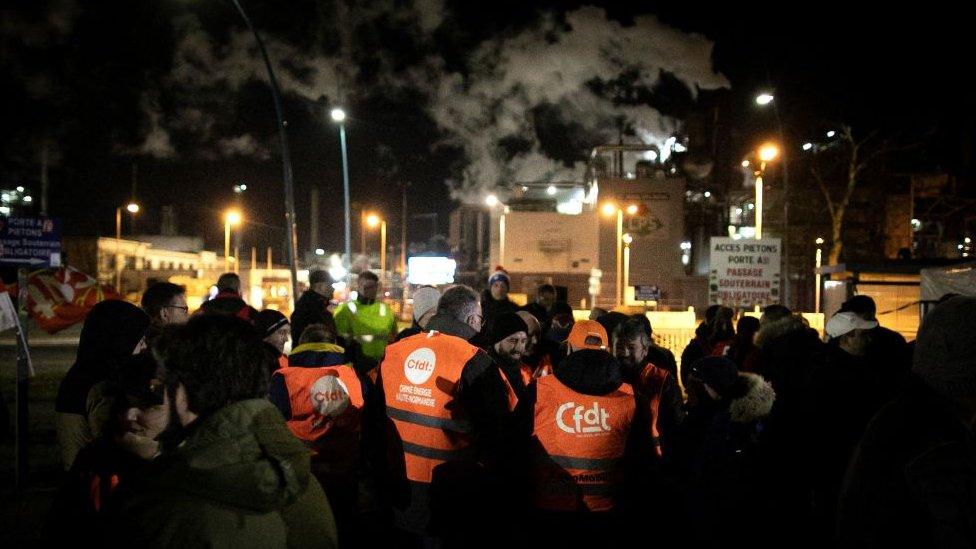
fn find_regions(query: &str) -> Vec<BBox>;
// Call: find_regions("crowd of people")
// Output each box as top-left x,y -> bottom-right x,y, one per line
45,266 -> 976,548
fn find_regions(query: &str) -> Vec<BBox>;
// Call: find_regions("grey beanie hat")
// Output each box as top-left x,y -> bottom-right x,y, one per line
912,295 -> 976,398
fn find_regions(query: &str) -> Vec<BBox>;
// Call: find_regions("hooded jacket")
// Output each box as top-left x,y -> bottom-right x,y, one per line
56,300 -> 150,415
678,372 -> 777,547
290,289 -> 333,346
108,398 -> 337,549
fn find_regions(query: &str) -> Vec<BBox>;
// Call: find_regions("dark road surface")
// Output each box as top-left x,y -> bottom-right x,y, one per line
1,341 -> 78,545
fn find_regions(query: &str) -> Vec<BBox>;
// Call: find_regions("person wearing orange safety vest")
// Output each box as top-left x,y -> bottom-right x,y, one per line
611,318 -> 685,460
372,284 -> 518,545
268,323 -> 365,546
525,319 -> 646,544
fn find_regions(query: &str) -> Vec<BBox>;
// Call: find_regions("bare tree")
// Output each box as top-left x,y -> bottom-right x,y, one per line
810,126 -> 898,265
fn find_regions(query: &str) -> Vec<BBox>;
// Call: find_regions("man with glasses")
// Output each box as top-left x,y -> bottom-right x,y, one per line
141,282 -> 189,344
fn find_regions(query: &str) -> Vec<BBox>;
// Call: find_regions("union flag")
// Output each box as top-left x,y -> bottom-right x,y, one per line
1,266 -> 123,334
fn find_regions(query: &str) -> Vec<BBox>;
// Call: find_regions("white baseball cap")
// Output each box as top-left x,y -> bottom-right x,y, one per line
825,311 -> 878,339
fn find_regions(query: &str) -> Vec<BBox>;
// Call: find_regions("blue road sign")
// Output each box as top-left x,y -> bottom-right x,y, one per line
0,216 -> 62,267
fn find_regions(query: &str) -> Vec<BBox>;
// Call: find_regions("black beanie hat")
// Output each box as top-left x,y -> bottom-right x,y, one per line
912,296 -> 976,398
254,309 -> 288,338
491,312 -> 529,346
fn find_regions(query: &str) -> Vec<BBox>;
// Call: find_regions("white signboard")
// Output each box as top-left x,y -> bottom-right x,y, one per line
709,237 -> 781,307
407,256 -> 457,286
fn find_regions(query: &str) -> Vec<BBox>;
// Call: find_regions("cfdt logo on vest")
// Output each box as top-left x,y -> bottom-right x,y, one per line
556,401 -> 611,435
404,347 -> 436,385
311,374 -> 351,417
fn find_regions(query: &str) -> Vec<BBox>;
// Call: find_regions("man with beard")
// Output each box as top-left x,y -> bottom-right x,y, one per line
489,313 -> 531,402
612,318 -> 685,459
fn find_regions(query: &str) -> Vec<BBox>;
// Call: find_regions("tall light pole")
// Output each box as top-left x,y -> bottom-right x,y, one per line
756,92 -> 792,306
485,194 -> 507,267
224,209 -> 242,272
365,213 -> 386,276
115,202 -> 139,292
754,143 -> 780,239
622,233 -> 633,304
601,202 -> 636,308
331,107 -> 352,281
227,0 -> 299,305
814,236 -> 824,313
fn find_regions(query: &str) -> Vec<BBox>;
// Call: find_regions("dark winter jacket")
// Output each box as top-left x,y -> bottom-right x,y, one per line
48,436 -> 151,543
480,289 -> 518,342
290,290 -> 333,345
808,343 -> 899,533
838,376 -> 976,549
198,291 -> 256,320
108,398 -> 337,549
677,372 -> 776,548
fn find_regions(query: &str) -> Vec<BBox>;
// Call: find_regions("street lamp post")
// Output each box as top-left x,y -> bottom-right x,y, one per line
622,233 -> 633,304
485,194 -> 507,267
332,107 -> 352,281
115,202 -> 139,292
815,237 -> 824,313
227,0 -> 299,306
365,213 -> 387,275
601,202 -> 636,308
224,210 -> 242,272
756,92 -> 792,307
755,143 -> 780,240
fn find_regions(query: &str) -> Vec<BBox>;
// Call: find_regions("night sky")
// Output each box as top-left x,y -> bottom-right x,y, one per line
2,0 -> 971,259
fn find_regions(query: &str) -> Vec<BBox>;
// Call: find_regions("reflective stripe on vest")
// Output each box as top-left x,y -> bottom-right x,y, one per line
639,364 -> 669,457
531,373 -> 635,512
381,330 -> 479,484
275,364 -> 364,443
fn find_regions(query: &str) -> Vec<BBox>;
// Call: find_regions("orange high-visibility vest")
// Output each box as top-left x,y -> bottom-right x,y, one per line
639,364 -> 669,458
531,374 -> 636,512
277,354 -> 289,371
381,331 -> 480,484
275,364 -> 364,446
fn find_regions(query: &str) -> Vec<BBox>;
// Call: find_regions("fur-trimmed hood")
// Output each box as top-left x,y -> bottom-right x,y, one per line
754,314 -> 810,349
729,372 -> 776,423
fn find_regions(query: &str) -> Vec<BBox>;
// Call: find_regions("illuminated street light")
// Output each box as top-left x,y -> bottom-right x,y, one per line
626,204 -> 639,215
601,202 -> 618,217
802,143 -> 814,151
23,196 -> 32,203
755,93 -> 774,106
485,194 -> 499,207
224,209 -> 242,272
622,233 -> 633,245
704,191 -> 711,198
115,201 -> 141,292
758,143 -> 780,163
741,160 -> 750,168
16,186 -> 24,193
330,107 -> 346,123
315,248 -> 325,256
365,213 -> 381,229
815,237 -> 825,245
826,130 -> 836,138
546,185 -> 557,196
364,214 -> 387,274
